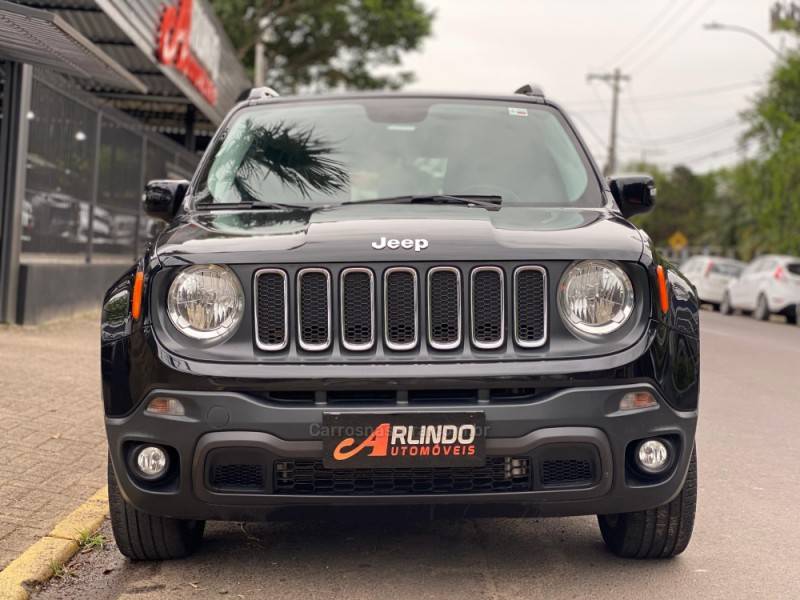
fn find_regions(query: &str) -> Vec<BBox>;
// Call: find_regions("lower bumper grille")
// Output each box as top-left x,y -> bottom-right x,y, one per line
274,457 -> 531,496
541,459 -> 594,487
210,463 -> 266,492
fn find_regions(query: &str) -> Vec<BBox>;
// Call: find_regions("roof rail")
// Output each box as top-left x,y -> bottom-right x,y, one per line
514,83 -> 545,99
247,86 -> 280,101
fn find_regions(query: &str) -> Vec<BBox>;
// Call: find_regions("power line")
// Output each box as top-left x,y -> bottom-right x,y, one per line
628,0 -> 716,73
561,79 -> 761,108
669,144 -> 744,165
601,0 -> 680,69
626,87 -> 652,139
619,118 -> 742,146
631,80 -> 762,103
569,112 -> 608,149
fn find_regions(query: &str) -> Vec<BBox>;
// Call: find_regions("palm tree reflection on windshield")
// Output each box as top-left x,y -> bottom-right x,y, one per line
234,120 -> 350,201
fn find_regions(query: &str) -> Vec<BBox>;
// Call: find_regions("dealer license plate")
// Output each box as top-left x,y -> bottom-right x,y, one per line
321,412 -> 486,469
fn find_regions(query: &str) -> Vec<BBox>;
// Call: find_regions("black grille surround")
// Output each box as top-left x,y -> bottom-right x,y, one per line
252,263 -> 548,356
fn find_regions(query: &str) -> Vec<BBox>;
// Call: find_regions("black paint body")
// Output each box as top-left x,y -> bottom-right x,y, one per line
101,92 -> 699,520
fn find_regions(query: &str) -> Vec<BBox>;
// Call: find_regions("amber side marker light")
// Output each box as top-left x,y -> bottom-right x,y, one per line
656,265 -> 669,313
146,396 -> 186,416
619,391 -> 658,411
131,270 -> 144,320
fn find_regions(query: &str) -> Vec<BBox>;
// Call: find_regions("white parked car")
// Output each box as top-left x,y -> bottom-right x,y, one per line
721,254 -> 800,323
681,256 -> 745,310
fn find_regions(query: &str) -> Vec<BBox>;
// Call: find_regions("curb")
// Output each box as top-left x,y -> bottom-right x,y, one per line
0,486 -> 109,600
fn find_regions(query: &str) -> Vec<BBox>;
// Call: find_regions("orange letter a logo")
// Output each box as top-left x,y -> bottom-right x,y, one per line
333,423 -> 390,461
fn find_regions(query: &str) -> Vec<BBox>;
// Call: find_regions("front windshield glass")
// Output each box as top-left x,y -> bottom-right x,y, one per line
196,98 -> 600,208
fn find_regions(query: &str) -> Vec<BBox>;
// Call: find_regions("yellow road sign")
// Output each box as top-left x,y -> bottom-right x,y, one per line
668,231 -> 688,252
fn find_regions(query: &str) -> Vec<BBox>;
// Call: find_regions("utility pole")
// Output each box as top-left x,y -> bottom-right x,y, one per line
254,39 -> 265,86
587,68 -> 630,175
245,8 -> 272,87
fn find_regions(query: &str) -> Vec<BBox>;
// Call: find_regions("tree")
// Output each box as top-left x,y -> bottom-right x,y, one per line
627,162 -> 721,250
735,50 -> 800,257
210,0 -> 435,92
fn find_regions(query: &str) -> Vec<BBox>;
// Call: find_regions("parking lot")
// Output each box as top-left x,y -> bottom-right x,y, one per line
27,310 -> 800,599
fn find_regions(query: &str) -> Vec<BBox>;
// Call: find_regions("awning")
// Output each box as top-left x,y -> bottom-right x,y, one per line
0,0 -> 146,92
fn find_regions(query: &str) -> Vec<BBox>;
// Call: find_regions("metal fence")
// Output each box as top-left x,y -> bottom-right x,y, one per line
21,68 -> 198,266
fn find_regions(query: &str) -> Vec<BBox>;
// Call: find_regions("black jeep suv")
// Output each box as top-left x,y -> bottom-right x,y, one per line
102,86 -> 699,561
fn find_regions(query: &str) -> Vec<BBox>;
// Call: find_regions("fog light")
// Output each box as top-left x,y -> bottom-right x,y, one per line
619,391 -> 658,411
134,446 -> 169,480
636,439 -> 670,474
145,396 -> 185,416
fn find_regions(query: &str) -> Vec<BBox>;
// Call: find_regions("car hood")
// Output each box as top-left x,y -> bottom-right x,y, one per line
154,204 -> 645,265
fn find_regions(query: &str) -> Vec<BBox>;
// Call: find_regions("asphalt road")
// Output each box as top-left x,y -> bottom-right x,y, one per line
36,310 -> 800,600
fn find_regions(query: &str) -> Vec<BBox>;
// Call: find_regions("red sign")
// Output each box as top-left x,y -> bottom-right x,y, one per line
157,0 -> 218,106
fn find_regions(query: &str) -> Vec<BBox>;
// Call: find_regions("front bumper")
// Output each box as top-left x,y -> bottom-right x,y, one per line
107,382 -> 697,521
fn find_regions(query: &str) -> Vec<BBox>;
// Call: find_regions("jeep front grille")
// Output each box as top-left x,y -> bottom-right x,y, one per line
253,264 -> 547,354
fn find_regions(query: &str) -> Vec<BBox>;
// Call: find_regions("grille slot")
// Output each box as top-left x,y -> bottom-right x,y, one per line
540,459 -> 594,487
274,457 -> 531,496
427,267 -> 462,350
384,267 -> 418,351
254,269 -> 288,351
514,266 -> 547,348
209,464 -> 266,492
471,267 -> 505,349
297,268 -> 331,351
340,268 -> 375,351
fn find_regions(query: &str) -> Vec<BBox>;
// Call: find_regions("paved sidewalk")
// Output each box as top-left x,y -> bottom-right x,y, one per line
0,312 -> 106,571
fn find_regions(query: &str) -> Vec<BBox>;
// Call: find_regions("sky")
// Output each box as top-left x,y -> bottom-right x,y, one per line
401,0 -> 788,173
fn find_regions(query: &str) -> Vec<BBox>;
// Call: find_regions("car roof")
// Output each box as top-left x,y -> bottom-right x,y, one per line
690,256 -> 743,264
754,254 -> 800,263
244,90 -> 559,109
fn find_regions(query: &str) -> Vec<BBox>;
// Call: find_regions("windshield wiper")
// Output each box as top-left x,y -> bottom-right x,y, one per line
341,194 -> 503,211
195,201 -> 314,212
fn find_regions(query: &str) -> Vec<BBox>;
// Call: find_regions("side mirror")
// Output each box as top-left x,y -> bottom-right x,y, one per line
143,179 -> 189,221
609,175 -> 656,218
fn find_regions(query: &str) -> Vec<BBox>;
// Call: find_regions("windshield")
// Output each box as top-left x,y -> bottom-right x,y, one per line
195,98 -> 600,208
711,261 -> 744,277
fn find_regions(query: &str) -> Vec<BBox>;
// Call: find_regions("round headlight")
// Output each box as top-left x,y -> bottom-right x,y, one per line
557,260 -> 634,337
167,264 -> 244,341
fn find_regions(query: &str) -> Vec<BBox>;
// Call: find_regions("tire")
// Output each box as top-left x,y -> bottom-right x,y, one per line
108,456 -> 205,560
598,448 -> 697,559
786,306 -> 798,325
710,303 -> 720,312
720,293 -> 733,315
754,294 -> 770,321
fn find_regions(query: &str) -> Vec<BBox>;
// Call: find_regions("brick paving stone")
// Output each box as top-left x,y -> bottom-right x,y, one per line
0,311 -> 106,571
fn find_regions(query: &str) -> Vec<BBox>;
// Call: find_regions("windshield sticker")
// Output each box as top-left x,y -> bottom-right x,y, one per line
508,107 -> 528,117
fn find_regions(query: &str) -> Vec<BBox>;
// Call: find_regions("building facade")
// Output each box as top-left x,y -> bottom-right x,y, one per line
0,0 -> 250,323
